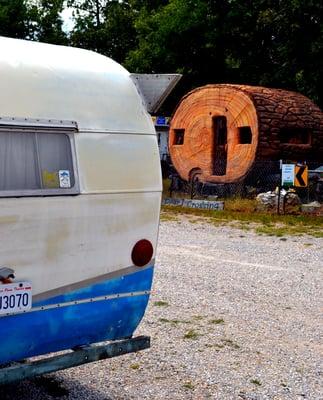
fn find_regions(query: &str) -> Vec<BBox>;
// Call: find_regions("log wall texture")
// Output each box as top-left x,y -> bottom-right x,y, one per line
169,84 -> 323,184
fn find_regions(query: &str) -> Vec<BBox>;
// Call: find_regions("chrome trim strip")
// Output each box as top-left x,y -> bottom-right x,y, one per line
32,261 -> 155,303
81,189 -> 162,195
2,290 -> 151,318
78,129 -> 155,135
0,116 -> 78,129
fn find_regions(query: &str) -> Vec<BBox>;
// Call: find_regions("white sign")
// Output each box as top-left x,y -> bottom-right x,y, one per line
59,170 -> 71,188
0,282 -> 32,315
162,198 -> 224,210
281,164 -> 295,186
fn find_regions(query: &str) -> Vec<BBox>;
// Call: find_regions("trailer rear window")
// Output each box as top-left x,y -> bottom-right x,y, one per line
0,130 -> 79,196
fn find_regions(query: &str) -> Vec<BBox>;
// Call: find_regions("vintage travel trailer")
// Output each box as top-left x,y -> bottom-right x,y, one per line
0,37 -> 179,381
169,84 -> 323,184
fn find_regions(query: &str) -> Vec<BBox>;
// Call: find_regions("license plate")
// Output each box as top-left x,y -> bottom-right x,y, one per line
0,282 -> 32,315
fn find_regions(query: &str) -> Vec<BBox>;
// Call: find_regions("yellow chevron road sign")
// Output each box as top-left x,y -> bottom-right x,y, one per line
294,165 -> 308,187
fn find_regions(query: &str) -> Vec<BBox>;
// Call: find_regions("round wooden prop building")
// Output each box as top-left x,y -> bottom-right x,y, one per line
169,84 -> 323,183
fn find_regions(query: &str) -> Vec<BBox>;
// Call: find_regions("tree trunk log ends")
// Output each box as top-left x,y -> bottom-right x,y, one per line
169,84 -> 323,184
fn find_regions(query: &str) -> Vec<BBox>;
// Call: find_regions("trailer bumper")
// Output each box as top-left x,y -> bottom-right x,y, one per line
0,335 -> 150,385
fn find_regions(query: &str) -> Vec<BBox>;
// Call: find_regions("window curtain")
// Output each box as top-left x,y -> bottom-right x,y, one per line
0,131 -> 74,191
0,132 -> 39,190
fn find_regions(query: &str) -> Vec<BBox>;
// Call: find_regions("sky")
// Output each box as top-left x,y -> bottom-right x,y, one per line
61,7 -> 75,32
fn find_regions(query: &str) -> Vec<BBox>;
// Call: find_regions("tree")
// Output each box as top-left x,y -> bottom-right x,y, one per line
125,0 -> 323,108
128,0 -> 168,11
68,0 -> 137,63
124,0 -> 233,108
224,0 -> 323,106
0,0 -> 32,39
1,0 -> 320,108
33,0 -> 68,44
126,1 -> 210,75
0,0 -> 67,44
271,0 -> 323,106
68,0 -> 106,28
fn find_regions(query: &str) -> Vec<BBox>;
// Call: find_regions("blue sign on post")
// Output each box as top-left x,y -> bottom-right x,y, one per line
156,116 -> 168,126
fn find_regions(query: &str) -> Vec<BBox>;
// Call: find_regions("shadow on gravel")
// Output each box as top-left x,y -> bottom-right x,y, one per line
0,375 -> 116,400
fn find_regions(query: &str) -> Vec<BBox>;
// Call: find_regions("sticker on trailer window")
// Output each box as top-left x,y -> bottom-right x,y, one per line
42,170 -> 59,188
59,170 -> 71,188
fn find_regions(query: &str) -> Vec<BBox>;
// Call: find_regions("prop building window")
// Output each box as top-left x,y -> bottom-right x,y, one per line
279,128 -> 311,145
174,129 -> 185,145
237,127 -> 252,144
0,128 -> 79,197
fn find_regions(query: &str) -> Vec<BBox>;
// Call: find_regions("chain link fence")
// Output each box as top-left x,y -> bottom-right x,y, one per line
166,160 -> 323,202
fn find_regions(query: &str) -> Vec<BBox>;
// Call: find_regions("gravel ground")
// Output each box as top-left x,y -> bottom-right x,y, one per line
1,216 -> 322,399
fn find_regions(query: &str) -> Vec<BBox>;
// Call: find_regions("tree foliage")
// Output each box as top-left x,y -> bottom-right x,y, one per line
125,0 -> 323,107
0,0 -> 67,43
0,0 -> 32,39
68,0 -> 137,62
0,0 -> 322,108
33,0 -> 67,44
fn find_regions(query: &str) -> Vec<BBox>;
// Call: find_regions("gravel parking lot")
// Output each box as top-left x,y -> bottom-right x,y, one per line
1,215 -> 322,399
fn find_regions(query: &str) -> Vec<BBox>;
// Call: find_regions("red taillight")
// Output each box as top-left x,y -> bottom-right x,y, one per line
131,239 -> 153,267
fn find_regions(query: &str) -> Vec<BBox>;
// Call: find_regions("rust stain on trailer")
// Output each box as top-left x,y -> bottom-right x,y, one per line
0,215 -> 18,225
46,223 -> 70,261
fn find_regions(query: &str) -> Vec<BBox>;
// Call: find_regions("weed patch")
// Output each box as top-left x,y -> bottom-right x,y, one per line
183,329 -> 200,340
209,318 -> 225,325
192,315 -> 204,321
160,213 -> 178,222
221,338 -> 240,349
183,381 -> 195,390
154,300 -> 169,307
251,379 -> 262,386
159,318 -> 190,325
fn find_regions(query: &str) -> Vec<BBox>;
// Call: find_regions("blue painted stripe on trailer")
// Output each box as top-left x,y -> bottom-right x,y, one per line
34,265 -> 154,307
0,266 -> 154,365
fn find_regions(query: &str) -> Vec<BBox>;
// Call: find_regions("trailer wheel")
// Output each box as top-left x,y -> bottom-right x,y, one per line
189,168 -> 202,183
188,168 -> 202,198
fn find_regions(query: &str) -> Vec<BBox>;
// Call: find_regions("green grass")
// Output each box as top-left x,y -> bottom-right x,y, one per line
183,381 -> 195,390
221,338 -> 240,349
205,338 -> 240,351
311,231 -> 323,238
192,315 -> 204,321
250,379 -> 262,386
161,200 -> 323,237
153,300 -> 169,307
209,318 -> 225,325
159,318 -> 190,325
183,329 -> 200,340
160,213 -> 178,222
130,363 -> 140,370
223,197 -> 258,213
